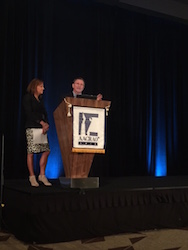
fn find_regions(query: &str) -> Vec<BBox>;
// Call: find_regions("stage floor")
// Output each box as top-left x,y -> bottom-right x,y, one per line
4,175 -> 188,191
2,176 -> 188,244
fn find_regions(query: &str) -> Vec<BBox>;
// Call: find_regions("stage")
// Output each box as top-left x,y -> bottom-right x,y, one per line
2,176 -> 188,244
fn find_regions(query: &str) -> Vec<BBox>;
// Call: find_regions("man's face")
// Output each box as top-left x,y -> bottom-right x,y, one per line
72,79 -> 85,95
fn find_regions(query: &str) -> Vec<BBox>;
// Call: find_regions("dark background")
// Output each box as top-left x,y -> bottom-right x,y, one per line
1,0 -> 188,179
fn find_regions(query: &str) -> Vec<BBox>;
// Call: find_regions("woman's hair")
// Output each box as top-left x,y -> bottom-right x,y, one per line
27,78 -> 43,94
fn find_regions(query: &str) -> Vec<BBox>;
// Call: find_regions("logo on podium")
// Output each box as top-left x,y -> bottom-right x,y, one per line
73,106 -> 105,151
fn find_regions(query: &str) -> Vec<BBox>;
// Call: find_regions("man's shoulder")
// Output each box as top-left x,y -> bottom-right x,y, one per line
65,92 -> 74,97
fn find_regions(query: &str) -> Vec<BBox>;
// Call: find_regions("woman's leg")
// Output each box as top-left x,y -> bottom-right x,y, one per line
27,153 -> 39,187
38,151 -> 52,186
27,153 -> 34,176
39,151 -> 50,175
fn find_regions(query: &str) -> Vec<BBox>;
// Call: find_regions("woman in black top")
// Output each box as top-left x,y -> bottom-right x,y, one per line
23,78 -> 51,187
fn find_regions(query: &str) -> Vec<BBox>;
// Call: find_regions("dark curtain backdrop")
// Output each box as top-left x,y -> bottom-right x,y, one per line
1,0 -> 188,179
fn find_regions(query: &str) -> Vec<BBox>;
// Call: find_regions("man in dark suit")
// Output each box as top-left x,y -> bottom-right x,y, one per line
72,77 -> 103,100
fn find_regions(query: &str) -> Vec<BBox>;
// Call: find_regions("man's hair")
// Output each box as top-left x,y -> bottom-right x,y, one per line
27,78 -> 43,94
72,77 -> 85,84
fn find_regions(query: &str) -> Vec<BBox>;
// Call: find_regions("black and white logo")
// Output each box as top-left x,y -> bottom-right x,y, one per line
78,112 -> 99,146
73,106 -> 105,149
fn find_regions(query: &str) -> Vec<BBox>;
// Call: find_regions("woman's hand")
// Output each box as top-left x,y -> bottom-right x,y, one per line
40,121 -> 49,134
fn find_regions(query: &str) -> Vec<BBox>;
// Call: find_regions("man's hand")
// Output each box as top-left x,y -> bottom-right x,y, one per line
97,93 -> 103,101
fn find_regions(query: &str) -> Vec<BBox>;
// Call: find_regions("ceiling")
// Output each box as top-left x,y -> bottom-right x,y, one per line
96,0 -> 188,22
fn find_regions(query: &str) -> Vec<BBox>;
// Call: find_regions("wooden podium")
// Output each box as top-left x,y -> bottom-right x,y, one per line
53,97 -> 111,186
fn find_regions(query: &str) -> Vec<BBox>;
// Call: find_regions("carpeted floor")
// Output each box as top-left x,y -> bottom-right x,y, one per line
1,228 -> 188,250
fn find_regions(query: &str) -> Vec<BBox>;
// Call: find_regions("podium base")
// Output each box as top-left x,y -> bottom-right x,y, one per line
59,177 -> 99,189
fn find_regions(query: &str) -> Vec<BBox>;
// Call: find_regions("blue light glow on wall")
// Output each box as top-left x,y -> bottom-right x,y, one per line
146,74 -> 167,177
146,105 -> 153,174
154,84 -> 167,177
45,137 -> 63,178
155,131 -> 167,176
147,118 -> 167,177
45,115 -> 65,179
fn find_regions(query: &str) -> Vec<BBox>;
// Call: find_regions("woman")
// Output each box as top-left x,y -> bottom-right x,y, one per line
23,78 -> 51,187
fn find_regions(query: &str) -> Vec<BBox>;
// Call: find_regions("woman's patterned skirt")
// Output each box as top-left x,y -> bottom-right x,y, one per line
26,128 -> 50,154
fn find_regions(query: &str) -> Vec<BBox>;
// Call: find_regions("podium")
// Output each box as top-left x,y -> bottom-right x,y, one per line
53,97 -> 111,188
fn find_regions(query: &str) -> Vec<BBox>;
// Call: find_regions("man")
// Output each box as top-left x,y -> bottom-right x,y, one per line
72,77 -> 103,100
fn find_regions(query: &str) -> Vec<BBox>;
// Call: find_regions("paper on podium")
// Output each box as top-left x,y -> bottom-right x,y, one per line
32,128 -> 48,144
